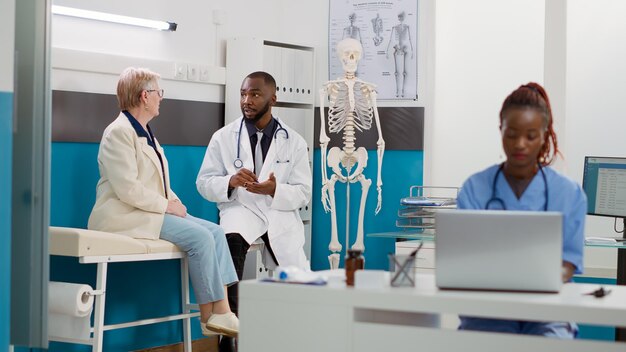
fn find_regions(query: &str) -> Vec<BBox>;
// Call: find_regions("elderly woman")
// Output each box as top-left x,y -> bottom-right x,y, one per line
88,67 -> 238,337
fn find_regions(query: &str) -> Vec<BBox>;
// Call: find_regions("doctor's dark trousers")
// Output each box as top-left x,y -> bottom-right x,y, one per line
225,232 -> 279,315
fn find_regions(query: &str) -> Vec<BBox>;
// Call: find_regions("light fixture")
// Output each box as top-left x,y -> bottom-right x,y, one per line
51,5 -> 177,31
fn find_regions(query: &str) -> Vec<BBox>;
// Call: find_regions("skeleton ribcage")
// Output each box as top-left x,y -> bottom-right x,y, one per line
327,81 -> 374,134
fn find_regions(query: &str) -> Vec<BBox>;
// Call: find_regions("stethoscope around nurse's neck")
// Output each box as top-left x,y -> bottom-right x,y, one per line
233,116 -> 290,169
485,162 -> 548,211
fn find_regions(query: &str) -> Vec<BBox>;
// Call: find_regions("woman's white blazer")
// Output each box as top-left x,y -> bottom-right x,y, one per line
88,113 -> 177,239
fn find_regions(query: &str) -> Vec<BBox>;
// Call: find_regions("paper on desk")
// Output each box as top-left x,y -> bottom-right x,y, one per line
585,236 -> 625,244
262,268 -> 327,285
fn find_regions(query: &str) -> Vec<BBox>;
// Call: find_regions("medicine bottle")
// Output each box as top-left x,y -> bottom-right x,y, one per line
345,249 -> 364,286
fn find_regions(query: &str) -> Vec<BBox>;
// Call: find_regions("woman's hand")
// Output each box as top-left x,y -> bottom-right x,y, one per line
166,199 -> 187,218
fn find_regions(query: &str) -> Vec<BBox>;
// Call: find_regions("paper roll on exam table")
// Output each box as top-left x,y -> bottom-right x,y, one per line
48,282 -> 95,340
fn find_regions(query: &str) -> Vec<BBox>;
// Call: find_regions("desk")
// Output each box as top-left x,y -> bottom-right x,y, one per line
373,231 -> 626,341
585,241 -> 626,341
239,272 -> 626,352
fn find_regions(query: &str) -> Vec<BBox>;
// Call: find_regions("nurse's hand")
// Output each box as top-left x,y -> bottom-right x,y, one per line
246,172 -> 276,197
562,261 -> 575,282
166,199 -> 187,218
229,168 -> 258,188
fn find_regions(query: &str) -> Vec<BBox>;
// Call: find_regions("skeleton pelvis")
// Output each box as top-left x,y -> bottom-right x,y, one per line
327,146 -> 368,180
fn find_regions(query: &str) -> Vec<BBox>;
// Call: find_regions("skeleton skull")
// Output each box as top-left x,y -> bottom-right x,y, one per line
337,38 -> 362,74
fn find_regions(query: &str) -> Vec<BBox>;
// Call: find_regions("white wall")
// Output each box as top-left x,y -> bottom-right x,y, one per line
0,0 -> 15,92
51,0 -> 224,101
426,0 -> 545,188
50,0 -> 335,104
565,0 -> 626,235
50,0 -> 431,108
561,0 -> 626,274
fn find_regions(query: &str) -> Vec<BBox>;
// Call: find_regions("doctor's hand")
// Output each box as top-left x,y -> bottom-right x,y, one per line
229,168 -> 258,189
166,199 -> 187,218
246,172 -> 276,197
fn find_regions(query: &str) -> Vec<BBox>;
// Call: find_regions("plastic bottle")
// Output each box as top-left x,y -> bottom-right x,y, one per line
345,249 -> 365,286
275,265 -> 301,281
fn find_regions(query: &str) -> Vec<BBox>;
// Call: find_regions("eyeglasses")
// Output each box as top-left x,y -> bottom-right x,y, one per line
146,89 -> 164,97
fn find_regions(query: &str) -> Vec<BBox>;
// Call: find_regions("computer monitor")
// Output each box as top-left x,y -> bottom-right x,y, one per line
582,156 -> 626,218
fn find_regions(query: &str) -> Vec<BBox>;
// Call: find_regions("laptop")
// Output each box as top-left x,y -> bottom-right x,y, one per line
435,210 -> 563,293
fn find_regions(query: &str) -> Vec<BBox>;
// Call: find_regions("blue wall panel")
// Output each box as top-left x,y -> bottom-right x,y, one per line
50,143 -> 217,228
1,92 -> 13,352
49,142 -> 217,351
49,140 -> 423,349
311,149 -> 424,271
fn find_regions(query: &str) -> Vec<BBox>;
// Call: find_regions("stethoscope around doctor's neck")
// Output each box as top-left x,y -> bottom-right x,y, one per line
485,163 -> 549,211
233,117 -> 290,169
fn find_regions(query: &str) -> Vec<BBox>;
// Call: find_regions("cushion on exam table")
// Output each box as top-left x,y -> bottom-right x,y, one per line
49,226 -> 181,257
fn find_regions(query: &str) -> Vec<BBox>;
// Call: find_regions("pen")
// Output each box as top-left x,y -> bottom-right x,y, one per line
391,242 -> 423,285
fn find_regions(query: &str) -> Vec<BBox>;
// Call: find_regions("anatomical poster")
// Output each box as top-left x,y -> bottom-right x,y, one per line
329,0 -> 418,100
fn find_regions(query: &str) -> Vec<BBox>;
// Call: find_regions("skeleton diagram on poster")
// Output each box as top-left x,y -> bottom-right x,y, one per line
329,0 -> 418,100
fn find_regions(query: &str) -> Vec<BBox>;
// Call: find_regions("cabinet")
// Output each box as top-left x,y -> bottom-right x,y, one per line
395,240 -> 435,274
225,37 -> 316,275
395,239 -> 459,328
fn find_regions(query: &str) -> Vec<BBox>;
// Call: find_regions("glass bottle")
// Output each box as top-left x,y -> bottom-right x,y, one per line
345,249 -> 365,286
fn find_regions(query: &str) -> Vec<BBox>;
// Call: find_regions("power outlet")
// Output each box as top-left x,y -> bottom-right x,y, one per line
199,65 -> 210,82
174,63 -> 187,80
187,64 -> 199,81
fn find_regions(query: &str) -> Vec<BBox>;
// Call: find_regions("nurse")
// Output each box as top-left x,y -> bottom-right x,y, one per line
196,71 -> 312,340
456,82 -> 586,338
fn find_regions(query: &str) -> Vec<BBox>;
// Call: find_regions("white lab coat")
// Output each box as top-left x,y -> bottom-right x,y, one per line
196,116 -> 312,270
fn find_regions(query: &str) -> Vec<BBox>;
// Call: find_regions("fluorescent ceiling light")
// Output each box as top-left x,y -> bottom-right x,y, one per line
51,5 -> 177,31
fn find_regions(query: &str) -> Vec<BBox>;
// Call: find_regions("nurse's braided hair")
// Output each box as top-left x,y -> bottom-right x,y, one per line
499,82 -> 560,166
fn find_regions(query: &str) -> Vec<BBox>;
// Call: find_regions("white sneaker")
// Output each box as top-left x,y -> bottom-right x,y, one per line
205,312 -> 239,338
200,320 -> 219,336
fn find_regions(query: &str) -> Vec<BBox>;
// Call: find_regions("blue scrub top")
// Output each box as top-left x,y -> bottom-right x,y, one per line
457,164 -> 587,274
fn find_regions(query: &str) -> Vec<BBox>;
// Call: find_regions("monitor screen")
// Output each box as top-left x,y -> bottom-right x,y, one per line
583,156 -> 626,218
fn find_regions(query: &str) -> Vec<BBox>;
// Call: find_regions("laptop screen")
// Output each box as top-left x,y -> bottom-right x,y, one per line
435,210 -> 563,292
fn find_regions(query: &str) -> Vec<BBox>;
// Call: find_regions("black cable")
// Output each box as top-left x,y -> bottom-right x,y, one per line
614,217 -> 624,233
585,286 -> 611,298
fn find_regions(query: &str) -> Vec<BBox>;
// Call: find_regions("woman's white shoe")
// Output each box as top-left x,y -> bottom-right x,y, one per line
200,321 -> 219,336
205,312 -> 239,338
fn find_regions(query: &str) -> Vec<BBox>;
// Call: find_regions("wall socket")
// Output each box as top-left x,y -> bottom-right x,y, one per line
187,64 -> 199,81
174,63 -> 188,80
199,65 -> 210,82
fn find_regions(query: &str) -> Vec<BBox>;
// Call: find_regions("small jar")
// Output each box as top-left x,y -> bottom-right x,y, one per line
345,249 -> 365,286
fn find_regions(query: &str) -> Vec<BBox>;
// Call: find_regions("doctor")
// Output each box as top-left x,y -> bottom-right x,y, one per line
196,71 -> 311,311
456,82 -> 586,338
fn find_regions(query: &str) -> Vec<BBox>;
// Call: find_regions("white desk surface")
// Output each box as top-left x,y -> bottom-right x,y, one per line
239,272 -> 626,352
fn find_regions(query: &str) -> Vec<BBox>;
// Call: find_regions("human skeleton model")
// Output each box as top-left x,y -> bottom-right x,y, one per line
319,38 -> 385,269
386,11 -> 414,97
371,13 -> 384,46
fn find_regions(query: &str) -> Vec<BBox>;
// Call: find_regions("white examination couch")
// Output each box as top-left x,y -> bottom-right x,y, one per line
49,226 -> 200,352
